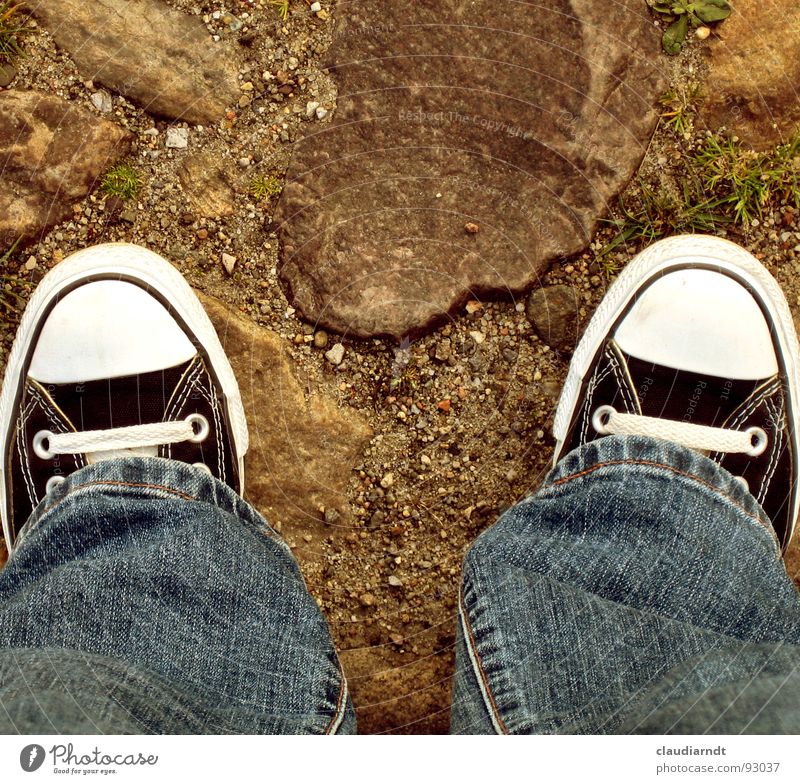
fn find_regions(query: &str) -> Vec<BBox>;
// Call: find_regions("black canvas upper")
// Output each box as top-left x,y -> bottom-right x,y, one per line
562,339 -> 794,549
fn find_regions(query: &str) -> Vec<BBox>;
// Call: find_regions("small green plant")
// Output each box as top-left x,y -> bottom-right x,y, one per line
647,1 -> 731,54
601,133 -> 800,262
695,134 -> 800,224
0,2 -> 31,64
269,0 -> 290,21
659,83 -> 702,135
601,177 -> 726,261
250,174 -> 283,201
100,163 -> 142,201
1,238 -> 31,325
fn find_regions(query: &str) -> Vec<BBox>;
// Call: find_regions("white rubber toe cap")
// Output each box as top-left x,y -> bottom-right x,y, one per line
615,268 -> 779,380
28,280 -> 197,384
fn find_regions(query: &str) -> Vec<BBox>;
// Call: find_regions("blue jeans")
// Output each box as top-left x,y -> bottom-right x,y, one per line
1,437 -> 798,734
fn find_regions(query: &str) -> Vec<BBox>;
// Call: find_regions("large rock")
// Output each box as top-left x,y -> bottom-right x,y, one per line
26,0 -> 239,125
526,285 -> 581,352
0,90 -> 132,249
699,0 -> 800,150
277,0 -> 666,340
200,295 -> 372,531
178,153 -> 238,219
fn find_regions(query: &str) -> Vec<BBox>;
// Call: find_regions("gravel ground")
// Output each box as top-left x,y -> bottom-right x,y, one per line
1,2 -> 799,734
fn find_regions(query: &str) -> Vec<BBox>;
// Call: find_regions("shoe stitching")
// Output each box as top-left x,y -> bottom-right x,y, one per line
27,383 -> 86,469
580,362 -> 615,444
164,359 -> 203,427
193,374 -> 226,484
608,340 -> 643,416
547,459 -> 778,547
164,360 -> 204,459
15,400 -> 38,510
607,350 -> 637,415
710,378 -> 780,462
207,381 -> 226,485
757,398 -> 784,504
169,364 -> 225,483
727,378 -> 780,430
163,356 -> 202,421
163,358 -> 203,457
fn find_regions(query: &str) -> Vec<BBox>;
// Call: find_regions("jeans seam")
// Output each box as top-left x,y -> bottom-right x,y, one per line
458,584 -> 509,735
14,481 -> 200,549
43,481 -> 196,517
324,667 -> 348,735
545,459 -> 778,546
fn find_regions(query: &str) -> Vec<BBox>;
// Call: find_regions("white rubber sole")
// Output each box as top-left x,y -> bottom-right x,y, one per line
0,243 -> 249,549
553,234 -> 800,546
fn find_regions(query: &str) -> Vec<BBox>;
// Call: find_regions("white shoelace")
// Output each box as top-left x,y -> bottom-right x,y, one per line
592,405 -> 768,457
33,413 -> 210,460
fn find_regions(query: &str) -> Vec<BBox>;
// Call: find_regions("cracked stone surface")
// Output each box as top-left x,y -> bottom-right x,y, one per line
200,294 -> 372,533
277,0 -> 667,340
699,0 -> 800,150
27,0 -> 239,124
0,90 -> 132,248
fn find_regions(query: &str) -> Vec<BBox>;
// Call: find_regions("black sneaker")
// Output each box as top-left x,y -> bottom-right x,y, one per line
553,235 -> 800,552
0,243 -> 248,550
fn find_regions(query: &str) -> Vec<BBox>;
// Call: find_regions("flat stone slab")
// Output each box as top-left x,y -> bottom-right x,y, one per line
277,0 -> 666,340
27,0 -> 239,125
200,294 -> 372,532
699,0 -> 800,150
0,90 -> 132,249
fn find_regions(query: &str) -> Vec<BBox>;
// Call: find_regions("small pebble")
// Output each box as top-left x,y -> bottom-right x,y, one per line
323,507 -> 341,525
221,253 -> 237,275
165,127 -> 189,149
388,575 -> 402,588
90,90 -> 113,113
0,63 -> 18,88
325,343 -> 345,365
313,330 -> 329,349
310,2 -> 322,13
380,472 -> 394,489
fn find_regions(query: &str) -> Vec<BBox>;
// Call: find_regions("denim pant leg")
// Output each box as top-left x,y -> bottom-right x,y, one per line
452,435 -> 800,734
0,458 -> 354,734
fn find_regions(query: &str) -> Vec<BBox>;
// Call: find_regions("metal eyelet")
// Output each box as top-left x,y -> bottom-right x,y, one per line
591,405 -> 616,435
745,426 -> 768,457
186,413 -> 210,443
45,475 -> 66,495
32,430 -> 55,460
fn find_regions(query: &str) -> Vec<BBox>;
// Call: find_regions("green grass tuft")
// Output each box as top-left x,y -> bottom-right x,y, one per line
695,134 -> 800,225
269,0 -> 290,21
250,174 -> 283,201
0,2 -> 31,64
100,163 -> 142,201
659,83 -> 702,136
601,133 -> 800,263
